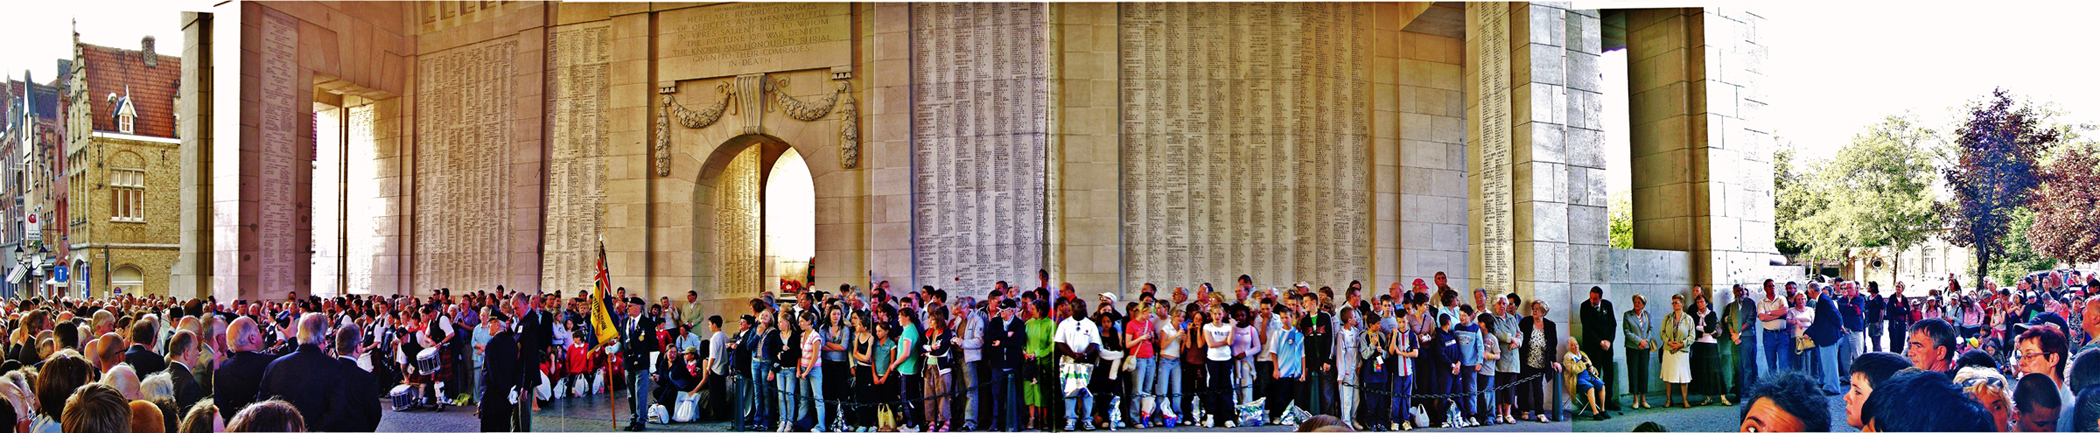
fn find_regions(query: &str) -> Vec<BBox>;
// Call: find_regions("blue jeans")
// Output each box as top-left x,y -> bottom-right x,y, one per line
1818,335 -> 1844,393
964,361 -> 981,426
803,365 -> 826,429
1738,330 -> 1760,400
746,361 -> 773,427
1129,357 -> 1156,420
1455,367 -> 1477,417
629,368 -> 653,425
777,366 -> 801,427
1065,384 -> 1094,423
1477,372 -> 1496,420
1760,328 -> 1790,374
1155,360 -> 1182,419
1390,376 -> 1414,426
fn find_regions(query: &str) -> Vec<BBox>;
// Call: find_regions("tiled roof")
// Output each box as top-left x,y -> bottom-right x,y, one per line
78,43 -> 180,138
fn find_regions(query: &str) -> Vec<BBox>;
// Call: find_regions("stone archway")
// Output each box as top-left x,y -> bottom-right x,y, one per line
693,134 -> 813,306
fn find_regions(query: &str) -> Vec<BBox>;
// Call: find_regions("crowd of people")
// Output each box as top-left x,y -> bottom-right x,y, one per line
658,271 -> 1573,433
1570,286 -> 1737,421
1734,269 -> 2100,432
0,294 -> 231,433
0,268 -> 1603,433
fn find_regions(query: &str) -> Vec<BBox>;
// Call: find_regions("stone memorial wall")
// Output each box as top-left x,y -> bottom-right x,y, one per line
542,23 -> 612,293
909,3 -> 1050,294
717,146 -> 761,297
1119,3 -> 1371,290
258,11 -> 299,299
414,37 -> 521,294
1477,3 -> 1514,295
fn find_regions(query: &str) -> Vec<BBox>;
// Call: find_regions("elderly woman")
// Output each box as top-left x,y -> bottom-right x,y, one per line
1620,294 -> 1656,409
1658,294 -> 1694,408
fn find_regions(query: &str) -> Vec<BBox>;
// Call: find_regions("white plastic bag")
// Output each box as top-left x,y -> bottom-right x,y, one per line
648,404 -> 671,424
593,371 -> 607,395
553,378 -> 570,399
672,392 -> 699,423
535,372 -> 553,401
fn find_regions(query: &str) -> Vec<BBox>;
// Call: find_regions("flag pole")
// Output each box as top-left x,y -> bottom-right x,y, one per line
596,237 -> 620,428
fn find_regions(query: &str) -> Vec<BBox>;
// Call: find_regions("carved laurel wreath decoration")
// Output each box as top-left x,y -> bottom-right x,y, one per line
656,73 -> 860,176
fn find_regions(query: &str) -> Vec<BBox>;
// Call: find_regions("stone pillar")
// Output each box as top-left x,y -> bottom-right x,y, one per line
863,3 -> 913,288
1625,8 -> 1776,290
1395,14 -> 1469,293
176,12 -> 213,300
1469,2 -> 1607,325
1052,3 -> 1119,293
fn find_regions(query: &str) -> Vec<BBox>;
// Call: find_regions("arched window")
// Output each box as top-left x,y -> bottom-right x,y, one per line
111,265 -> 144,297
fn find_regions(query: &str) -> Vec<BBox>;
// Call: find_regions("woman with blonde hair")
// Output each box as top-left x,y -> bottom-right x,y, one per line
1954,366 -> 2013,432
1658,294 -> 1694,408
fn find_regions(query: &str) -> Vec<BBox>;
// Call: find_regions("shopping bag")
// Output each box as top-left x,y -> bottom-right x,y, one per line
1236,397 -> 1266,427
1059,363 -> 1093,397
553,378 -> 570,398
672,391 -> 700,423
876,404 -> 898,431
535,372 -> 552,401
593,371 -> 607,395
648,403 -> 670,424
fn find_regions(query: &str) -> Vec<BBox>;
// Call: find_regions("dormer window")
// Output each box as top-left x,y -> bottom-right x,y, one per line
109,91 -> 137,134
119,113 -> 134,134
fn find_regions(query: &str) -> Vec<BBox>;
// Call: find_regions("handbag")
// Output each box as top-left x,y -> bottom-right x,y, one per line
1794,334 -> 1814,353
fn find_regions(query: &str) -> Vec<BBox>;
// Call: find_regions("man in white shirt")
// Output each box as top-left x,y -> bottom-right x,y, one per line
1755,279 -> 1790,374
1053,299 -> 1102,430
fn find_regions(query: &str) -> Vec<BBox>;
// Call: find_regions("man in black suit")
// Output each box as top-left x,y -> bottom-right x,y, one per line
990,299 -> 1027,432
482,312 -> 521,432
256,313 -> 346,429
216,316 -> 282,422
515,291 -> 555,431
619,297 -> 659,431
1806,284 -> 1845,395
163,330 -> 208,413
123,320 -> 169,377
322,323 -> 383,432
1578,286 -> 1619,411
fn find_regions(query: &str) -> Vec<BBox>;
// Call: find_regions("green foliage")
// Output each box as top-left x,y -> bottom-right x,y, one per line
1820,115 -> 1941,253
1988,208 -> 2056,287
1775,145 -> 1842,264
1609,191 -> 1632,249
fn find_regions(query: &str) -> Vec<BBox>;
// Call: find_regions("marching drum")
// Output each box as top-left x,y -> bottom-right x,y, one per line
390,385 -> 415,411
415,348 -> 441,372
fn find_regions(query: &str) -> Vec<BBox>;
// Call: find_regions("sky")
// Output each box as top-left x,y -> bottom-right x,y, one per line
6,1 -> 2098,197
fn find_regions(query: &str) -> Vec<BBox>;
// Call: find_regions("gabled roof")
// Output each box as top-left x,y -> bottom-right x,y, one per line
77,43 -> 179,138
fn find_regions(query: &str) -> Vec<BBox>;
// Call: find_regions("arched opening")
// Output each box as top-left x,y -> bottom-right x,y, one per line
695,134 -> 816,302
111,265 -> 144,298
764,149 -> 815,293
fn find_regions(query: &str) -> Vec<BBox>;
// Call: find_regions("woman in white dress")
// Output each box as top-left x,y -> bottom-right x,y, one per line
1658,294 -> 1694,408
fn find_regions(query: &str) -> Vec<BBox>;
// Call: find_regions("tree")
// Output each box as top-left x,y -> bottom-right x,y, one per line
1776,145 -> 1843,273
1609,191 -> 1632,249
1937,89 -> 2062,289
1819,115 -> 1940,282
1989,208 -> 2056,287
2030,142 -> 2100,266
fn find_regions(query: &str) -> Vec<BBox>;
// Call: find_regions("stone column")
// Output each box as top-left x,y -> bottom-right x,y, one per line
177,12 -> 213,300
1468,2 -> 1607,325
1625,8 -> 1776,291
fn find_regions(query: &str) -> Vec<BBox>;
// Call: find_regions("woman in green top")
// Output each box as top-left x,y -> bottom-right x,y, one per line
1025,299 -> 1056,428
896,309 -> 924,430
873,321 -> 900,420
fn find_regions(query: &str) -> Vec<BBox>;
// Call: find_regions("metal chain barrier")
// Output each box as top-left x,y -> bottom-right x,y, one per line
722,365 -> 1552,408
